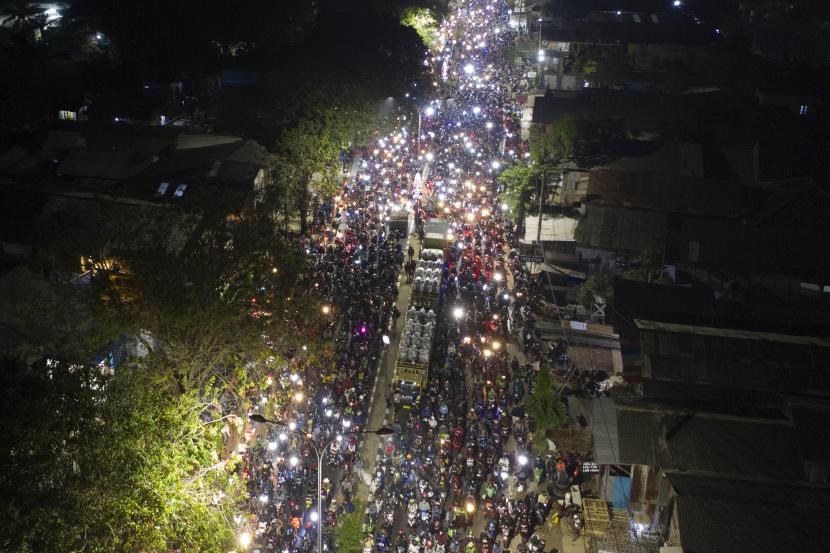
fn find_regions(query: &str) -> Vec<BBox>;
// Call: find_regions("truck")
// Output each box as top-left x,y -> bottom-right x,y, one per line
392,248 -> 444,408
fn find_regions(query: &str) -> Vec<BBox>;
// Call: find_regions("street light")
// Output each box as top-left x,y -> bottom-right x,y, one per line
249,414 -> 393,553
537,18 -> 543,80
238,530 -> 252,550
453,306 -> 465,320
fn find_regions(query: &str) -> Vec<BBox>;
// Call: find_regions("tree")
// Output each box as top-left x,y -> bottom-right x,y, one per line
576,272 -> 614,309
525,366 -> 567,451
531,114 -> 627,169
0,360 -> 241,553
497,163 -> 537,229
623,246 -> 663,283
335,499 -> 365,553
400,7 -> 441,51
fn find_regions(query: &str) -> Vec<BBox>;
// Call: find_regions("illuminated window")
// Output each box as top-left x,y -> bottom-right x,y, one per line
156,182 -> 169,196
800,105 -> 809,115
59,110 -> 77,121
173,184 -> 187,197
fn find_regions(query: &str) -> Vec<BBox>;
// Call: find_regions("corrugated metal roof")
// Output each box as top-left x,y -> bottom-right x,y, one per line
586,169 -> 745,217
617,405 -> 804,480
668,474 -> 830,553
592,398 -> 620,464
634,319 -> 830,347
574,204 -> 666,253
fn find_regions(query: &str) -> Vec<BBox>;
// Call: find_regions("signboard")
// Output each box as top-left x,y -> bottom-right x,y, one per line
518,254 -> 543,263
569,320 -> 588,332
582,461 -> 600,473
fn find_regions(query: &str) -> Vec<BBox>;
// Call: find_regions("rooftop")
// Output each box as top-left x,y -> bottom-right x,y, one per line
634,319 -> 830,347
667,472 -> 830,553
617,404 -> 803,480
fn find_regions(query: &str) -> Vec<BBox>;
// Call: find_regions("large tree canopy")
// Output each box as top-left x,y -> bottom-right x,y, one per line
0,361 -> 240,553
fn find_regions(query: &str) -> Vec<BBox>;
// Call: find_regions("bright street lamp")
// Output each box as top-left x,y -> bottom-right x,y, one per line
453,306 -> 465,320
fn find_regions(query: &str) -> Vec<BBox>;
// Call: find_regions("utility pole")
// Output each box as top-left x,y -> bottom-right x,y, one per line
534,168 -> 546,273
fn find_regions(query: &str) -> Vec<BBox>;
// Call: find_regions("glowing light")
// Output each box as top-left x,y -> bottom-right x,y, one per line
518,454 -> 528,466
453,306 -> 465,320
289,456 -> 299,467
463,63 -> 475,75
425,106 -> 436,117
239,531 -> 252,549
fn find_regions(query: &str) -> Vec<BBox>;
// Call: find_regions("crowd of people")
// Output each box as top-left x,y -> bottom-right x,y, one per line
238,1 -> 587,552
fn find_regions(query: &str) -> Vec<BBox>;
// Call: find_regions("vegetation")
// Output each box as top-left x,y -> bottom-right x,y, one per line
497,162 -> 538,226
0,361 -> 241,553
623,246 -> 664,283
0,1 -> 438,549
576,272 -> 614,308
530,114 -> 626,169
526,366 -> 567,451
401,7 -> 441,51
335,500 -> 365,553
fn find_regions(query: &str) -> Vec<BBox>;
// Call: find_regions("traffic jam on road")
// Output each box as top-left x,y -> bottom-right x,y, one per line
241,2 -> 587,553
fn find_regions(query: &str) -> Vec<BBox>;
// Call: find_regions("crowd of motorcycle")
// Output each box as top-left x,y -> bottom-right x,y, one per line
238,1 -> 589,552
